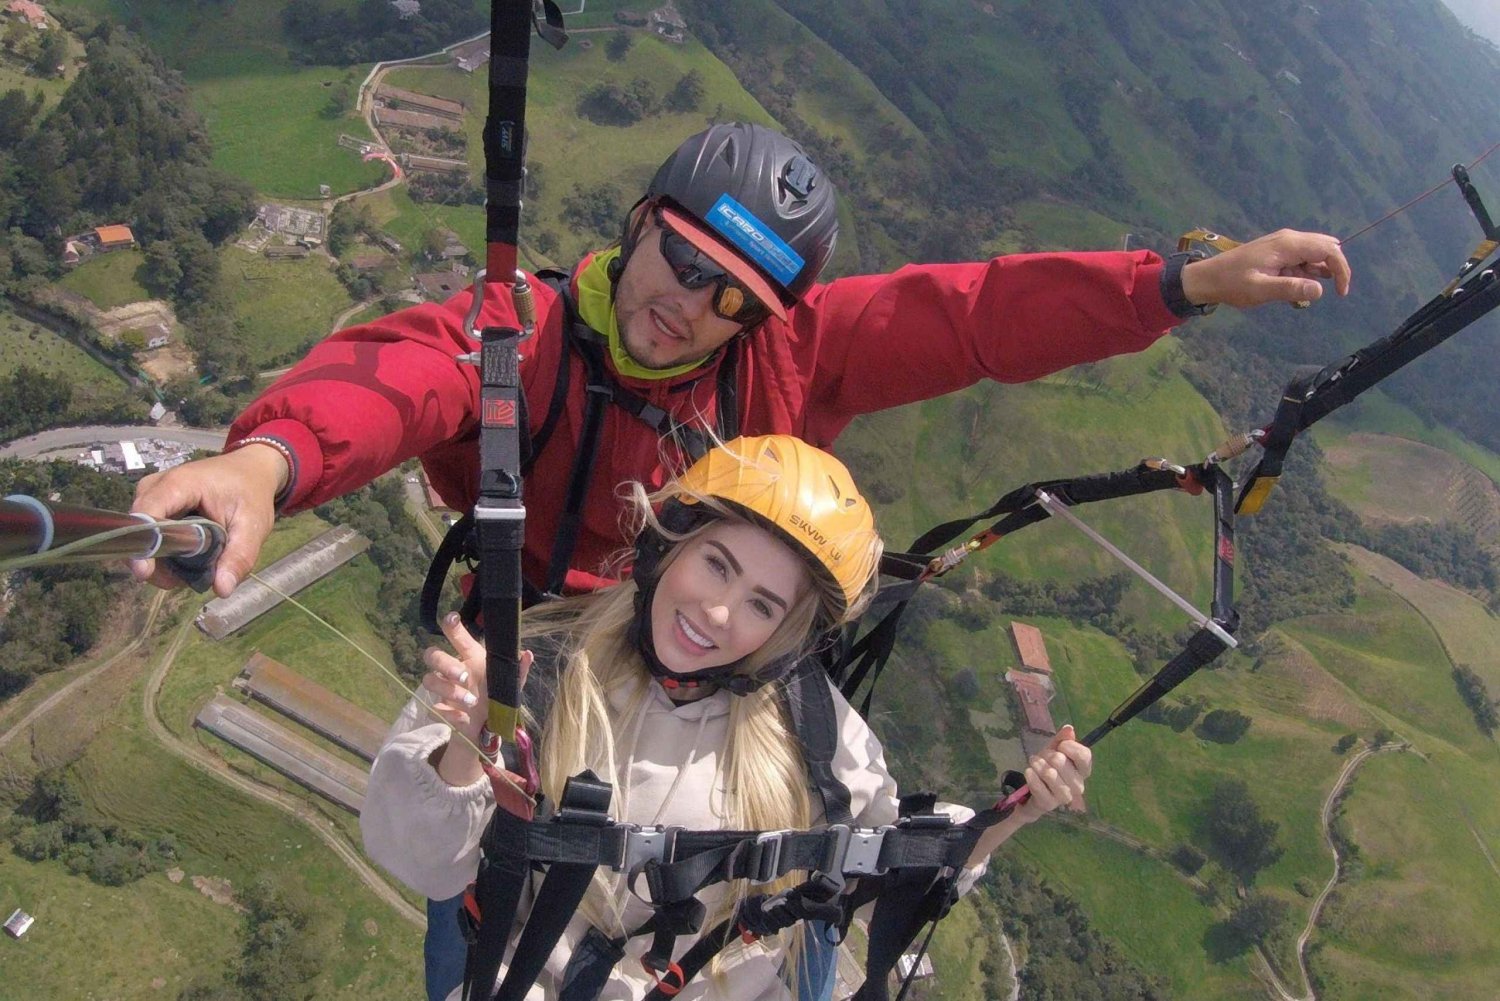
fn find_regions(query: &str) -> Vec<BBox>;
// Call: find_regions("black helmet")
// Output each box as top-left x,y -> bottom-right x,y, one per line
645,123 -> 839,308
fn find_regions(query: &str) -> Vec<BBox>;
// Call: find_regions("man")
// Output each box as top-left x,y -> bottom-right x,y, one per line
130,122 -> 1350,1000
132,122 -> 1350,601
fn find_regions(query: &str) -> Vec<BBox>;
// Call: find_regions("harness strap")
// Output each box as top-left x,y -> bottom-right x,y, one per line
492,773 -> 613,1001
783,659 -> 854,825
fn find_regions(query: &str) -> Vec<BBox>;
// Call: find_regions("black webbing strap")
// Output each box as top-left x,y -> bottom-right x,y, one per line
460,807 -> 532,1001
783,659 -> 855,825
1238,267 -> 1500,513
492,774 -> 613,1001
638,874 -> 847,1001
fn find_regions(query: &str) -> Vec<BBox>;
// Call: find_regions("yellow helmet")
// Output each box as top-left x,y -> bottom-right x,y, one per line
674,435 -> 879,614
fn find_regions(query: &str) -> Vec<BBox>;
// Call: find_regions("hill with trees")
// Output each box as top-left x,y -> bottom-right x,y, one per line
4,1 -> 1500,998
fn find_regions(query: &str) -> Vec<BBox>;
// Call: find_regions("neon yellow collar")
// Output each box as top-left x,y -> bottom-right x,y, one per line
575,248 -> 711,381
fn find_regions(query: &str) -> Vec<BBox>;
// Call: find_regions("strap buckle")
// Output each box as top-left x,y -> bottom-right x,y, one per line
747,830 -> 790,884
839,826 -> 892,876
619,825 -> 670,873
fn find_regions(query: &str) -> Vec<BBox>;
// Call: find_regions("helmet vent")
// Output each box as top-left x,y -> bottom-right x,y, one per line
783,155 -> 817,199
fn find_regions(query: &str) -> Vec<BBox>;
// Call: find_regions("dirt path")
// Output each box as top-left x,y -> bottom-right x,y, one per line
0,590 -> 167,751
141,614 -> 425,927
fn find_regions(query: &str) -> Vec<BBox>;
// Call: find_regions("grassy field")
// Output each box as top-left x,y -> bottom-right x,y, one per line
1345,545 -> 1500,691
1315,388 -> 1500,487
56,249 -> 151,309
384,32 -> 777,264
55,0 -> 386,197
1,510 -> 425,999
1321,430 -> 1500,529
194,68 -> 388,198
1015,826 -> 1261,1000
0,306 -> 123,392
1310,751 -> 1500,1000
0,847 -> 242,1000
222,246 -> 355,367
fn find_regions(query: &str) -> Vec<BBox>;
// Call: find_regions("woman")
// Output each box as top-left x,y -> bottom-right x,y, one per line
361,435 -> 1091,1000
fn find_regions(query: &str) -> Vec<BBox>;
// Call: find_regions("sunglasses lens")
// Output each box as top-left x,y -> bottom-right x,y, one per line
658,219 -> 768,323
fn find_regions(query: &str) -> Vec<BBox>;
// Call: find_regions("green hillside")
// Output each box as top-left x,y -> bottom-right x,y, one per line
6,1 -> 1500,999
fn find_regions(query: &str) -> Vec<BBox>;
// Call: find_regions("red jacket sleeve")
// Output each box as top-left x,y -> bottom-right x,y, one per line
792,251 -> 1181,444
228,283 -> 527,512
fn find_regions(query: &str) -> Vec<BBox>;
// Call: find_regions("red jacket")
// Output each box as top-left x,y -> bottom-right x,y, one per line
231,252 -> 1180,590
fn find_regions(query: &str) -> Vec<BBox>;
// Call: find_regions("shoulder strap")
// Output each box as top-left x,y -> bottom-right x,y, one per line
783,656 -> 854,826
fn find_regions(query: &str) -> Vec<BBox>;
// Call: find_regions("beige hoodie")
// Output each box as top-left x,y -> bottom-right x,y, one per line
361,677 -> 983,1000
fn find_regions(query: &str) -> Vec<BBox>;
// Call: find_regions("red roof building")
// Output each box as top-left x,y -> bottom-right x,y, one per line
1005,670 -> 1056,735
94,224 -> 137,250
1009,621 -> 1052,674
5,1 -> 48,29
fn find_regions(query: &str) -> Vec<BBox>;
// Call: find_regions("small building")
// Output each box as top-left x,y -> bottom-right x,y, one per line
415,271 -> 463,300
319,184 -> 332,198
390,0 -> 420,18
119,440 -> 146,474
61,240 -> 82,266
376,85 -> 464,121
651,3 -> 686,40
452,36 -> 490,72
374,232 -> 404,255
4,0 -> 48,29
348,252 -> 388,272
145,321 -> 171,349
93,224 -> 137,251
1008,621 -> 1052,674
894,952 -> 934,981
435,231 -> 469,260
1005,669 -> 1056,736
4,908 -> 34,939
148,401 -> 167,423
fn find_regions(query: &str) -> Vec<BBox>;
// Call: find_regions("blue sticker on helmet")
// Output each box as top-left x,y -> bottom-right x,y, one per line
705,194 -> 804,287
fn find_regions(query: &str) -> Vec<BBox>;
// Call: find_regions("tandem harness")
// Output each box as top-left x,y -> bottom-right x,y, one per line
458,770 -> 1025,1001
420,270 -> 742,627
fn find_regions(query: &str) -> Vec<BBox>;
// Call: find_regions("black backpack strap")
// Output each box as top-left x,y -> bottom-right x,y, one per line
526,268 -> 580,473
783,657 -> 854,826
541,331 -> 613,598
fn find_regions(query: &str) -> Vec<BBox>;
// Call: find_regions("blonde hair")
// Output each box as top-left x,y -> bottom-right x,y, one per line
524,474 -> 880,987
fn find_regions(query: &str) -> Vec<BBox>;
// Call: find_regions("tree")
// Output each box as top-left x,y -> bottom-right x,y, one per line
142,241 -> 183,298
605,29 -> 634,61
1203,778 -> 1284,885
666,70 -> 705,113
1170,842 -> 1206,875
0,87 -> 40,148
31,30 -> 67,78
1227,891 -> 1290,945
237,877 -> 326,1001
1333,732 -> 1359,754
1196,707 -> 1253,743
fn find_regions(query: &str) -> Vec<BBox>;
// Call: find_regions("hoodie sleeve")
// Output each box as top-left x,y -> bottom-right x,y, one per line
360,722 -> 494,901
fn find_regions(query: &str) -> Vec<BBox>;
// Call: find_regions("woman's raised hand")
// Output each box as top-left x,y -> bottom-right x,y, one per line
1010,724 -> 1092,825
421,613 -> 532,787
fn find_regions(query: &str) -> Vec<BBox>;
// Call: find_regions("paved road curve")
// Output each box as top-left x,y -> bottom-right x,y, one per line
0,424 -> 229,459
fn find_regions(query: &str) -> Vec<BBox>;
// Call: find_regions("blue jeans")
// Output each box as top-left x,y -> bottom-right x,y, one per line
426,893 -> 468,1001
797,921 -> 838,1001
424,896 -> 836,1001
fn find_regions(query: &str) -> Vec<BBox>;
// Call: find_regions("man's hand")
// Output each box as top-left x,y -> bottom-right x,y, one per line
1181,229 -> 1352,309
129,444 -> 289,598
